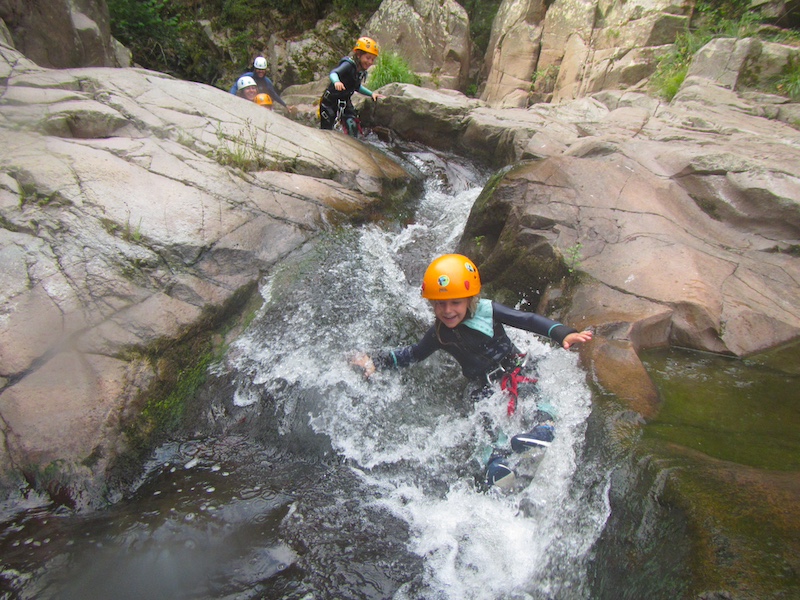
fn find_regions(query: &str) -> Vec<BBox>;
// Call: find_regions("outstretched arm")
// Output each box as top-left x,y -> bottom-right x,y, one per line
493,302 -> 592,348
358,85 -> 385,101
350,327 -> 440,378
263,78 -> 288,107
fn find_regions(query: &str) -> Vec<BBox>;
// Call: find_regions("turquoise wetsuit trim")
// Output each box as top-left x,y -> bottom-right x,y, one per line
390,351 -> 398,367
462,299 -> 494,337
547,323 -> 562,337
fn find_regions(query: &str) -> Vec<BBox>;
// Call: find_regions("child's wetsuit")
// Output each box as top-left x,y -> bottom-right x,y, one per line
373,299 -> 576,382
319,57 -> 374,134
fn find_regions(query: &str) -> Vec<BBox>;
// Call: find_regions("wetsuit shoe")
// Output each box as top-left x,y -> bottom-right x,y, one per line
485,456 -> 515,490
511,424 -> 555,452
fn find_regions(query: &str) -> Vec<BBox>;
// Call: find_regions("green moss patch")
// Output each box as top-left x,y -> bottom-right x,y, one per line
637,343 -> 800,597
641,346 -> 800,471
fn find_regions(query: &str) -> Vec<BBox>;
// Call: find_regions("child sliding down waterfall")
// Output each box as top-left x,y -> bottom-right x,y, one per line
351,254 -> 593,490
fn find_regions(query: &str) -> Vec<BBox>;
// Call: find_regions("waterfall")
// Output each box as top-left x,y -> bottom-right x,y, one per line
224,143 -> 613,599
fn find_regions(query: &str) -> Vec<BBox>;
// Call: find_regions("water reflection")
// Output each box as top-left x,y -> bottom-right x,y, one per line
641,343 -> 800,470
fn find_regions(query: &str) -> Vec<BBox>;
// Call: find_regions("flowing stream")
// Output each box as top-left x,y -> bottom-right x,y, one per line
0,142 -> 615,599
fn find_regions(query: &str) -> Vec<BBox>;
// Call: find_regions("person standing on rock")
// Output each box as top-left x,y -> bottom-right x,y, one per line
319,36 -> 385,137
350,254 -> 593,489
230,56 -> 289,110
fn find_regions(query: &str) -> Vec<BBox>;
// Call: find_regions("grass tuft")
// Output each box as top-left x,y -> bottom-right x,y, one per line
368,51 -> 421,90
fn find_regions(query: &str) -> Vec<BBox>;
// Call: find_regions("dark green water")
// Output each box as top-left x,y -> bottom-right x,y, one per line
640,341 -> 800,471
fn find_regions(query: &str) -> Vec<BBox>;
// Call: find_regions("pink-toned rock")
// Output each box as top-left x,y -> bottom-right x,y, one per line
0,42 -> 419,498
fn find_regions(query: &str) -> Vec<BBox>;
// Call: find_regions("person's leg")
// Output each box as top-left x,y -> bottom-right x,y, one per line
343,103 -> 359,137
344,118 -> 359,137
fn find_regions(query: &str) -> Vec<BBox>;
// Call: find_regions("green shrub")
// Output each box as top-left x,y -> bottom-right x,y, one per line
108,0 -> 225,83
774,57 -> 800,100
107,0 -> 179,43
215,0 -> 380,35
332,0 -> 382,12
531,64 -> 560,93
650,9 -> 770,101
368,51 -> 421,89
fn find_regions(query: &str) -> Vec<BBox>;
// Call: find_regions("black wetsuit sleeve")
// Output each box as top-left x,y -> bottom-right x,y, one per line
492,302 -> 577,347
373,326 -> 440,370
330,60 -> 358,92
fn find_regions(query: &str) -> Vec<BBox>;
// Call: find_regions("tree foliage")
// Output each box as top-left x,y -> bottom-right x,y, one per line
107,0 -> 225,84
108,0 -> 382,86
456,0 -> 502,58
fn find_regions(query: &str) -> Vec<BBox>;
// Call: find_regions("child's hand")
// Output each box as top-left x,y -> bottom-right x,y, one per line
351,352 -> 376,378
562,329 -> 593,349
334,81 -> 345,91
371,92 -> 385,101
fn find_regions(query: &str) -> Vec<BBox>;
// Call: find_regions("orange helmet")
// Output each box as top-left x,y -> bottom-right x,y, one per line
255,93 -> 273,107
421,254 -> 481,300
353,36 -> 379,56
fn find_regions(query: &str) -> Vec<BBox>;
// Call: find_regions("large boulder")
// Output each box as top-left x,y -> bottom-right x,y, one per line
0,0 -> 127,68
362,82 -> 483,150
365,0 -> 471,91
366,83 -> 612,164
686,36 -> 800,94
0,42 -> 419,505
481,0 -> 548,107
550,0 -> 690,102
459,148 -> 800,347
482,0 -> 800,106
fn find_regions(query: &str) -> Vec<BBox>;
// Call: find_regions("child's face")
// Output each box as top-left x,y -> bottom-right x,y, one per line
359,52 -> 376,70
243,86 -> 258,100
433,298 -> 470,329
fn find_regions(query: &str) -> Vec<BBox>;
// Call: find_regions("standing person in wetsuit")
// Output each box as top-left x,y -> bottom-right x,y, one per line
351,254 -> 593,488
319,36 -> 386,137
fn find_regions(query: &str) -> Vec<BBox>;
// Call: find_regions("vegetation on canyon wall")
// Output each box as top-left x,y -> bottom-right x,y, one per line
108,0 -> 799,101
651,2 -> 800,100
106,0 -> 501,88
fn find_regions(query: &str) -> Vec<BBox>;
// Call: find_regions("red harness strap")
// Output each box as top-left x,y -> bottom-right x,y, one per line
501,367 -> 538,415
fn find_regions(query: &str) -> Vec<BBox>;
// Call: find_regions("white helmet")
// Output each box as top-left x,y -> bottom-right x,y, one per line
253,56 -> 267,70
237,75 -> 257,91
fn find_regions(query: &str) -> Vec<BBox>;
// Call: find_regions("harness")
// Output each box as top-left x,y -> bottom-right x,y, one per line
321,57 -> 368,137
486,354 -> 538,415
334,99 -> 362,136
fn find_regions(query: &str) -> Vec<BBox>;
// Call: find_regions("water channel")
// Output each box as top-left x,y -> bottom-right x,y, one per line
0,139 -> 795,599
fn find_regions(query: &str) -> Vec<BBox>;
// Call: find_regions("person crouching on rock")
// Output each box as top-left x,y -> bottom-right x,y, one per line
230,56 -> 289,109
351,254 -> 593,489
319,36 -> 386,137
